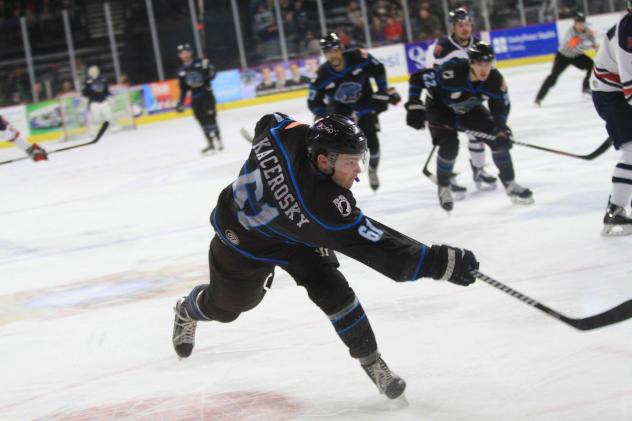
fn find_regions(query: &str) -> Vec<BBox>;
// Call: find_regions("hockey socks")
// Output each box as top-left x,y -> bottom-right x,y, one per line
328,296 -> 377,359
610,145 -> 632,208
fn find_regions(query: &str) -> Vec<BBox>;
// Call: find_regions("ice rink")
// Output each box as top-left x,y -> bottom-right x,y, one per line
1,62 -> 631,420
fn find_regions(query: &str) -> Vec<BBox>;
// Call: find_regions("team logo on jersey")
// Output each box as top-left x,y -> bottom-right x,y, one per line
225,229 -> 240,245
334,82 -> 363,104
91,81 -> 105,93
185,71 -> 205,88
628,37 -> 632,49
333,195 -> 352,217
450,92 -> 462,99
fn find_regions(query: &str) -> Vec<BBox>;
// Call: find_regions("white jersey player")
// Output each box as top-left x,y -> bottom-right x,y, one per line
425,8 -> 497,193
590,2 -> 632,235
82,66 -> 111,135
0,115 -> 47,161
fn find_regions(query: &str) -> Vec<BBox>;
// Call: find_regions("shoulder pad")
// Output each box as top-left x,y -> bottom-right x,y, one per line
253,113 -> 291,138
618,16 -> 632,53
359,48 -> 369,59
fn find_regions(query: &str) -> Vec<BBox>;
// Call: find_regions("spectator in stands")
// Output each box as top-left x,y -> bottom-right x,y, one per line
56,80 -> 75,98
254,3 -> 276,42
412,6 -> 443,41
304,30 -> 321,56
347,0 -> 365,43
383,16 -> 403,43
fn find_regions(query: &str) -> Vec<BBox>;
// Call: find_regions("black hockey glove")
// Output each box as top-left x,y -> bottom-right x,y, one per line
372,90 -> 390,114
175,102 -> 185,113
387,87 -> 401,106
426,244 -> 479,286
492,127 -> 513,150
404,99 -> 426,130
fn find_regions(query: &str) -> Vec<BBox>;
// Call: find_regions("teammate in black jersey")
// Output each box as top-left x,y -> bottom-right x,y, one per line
175,43 -> 223,154
307,33 -> 394,191
406,41 -> 533,211
427,8 -> 497,193
82,65 -> 111,137
171,113 -> 479,399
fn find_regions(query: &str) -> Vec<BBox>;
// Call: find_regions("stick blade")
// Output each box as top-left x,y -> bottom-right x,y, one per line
568,299 -> 632,331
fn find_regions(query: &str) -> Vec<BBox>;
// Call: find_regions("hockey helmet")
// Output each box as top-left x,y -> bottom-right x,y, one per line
449,8 -> 472,25
467,41 -> 495,63
306,114 -> 368,169
574,12 -> 586,22
320,33 -> 343,52
177,43 -> 193,53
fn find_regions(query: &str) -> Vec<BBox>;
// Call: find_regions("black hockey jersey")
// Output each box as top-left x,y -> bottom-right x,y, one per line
308,49 -> 387,118
430,34 -> 478,67
82,76 -> 110,103
177,58 -> 216,103
408,59 -> 510,127
211,113 -> 429,282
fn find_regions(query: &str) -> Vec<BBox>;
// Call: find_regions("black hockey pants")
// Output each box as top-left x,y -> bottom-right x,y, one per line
536,52 -> 593,101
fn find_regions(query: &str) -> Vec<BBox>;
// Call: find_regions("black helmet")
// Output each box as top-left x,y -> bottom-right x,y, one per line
306,114 -> 367,162
467,41 -> 495,63
320,33 -> 343,52
574,12 -> 586,22
177,43 -> 193,53
449,8 -> 471,25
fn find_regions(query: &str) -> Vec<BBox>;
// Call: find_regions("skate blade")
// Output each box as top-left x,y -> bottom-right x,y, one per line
387,393 -> 409,409
601,224 -> 632,236
476,181 -> 497,191
509,196 -> 534,205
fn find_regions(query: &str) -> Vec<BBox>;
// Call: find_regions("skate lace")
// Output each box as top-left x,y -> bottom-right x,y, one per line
439,187 -> 452,203
366,359 -> 395,393
174,306 -> 197,344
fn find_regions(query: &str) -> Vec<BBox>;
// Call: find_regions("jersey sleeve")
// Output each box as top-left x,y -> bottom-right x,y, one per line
313,183 -> 431,282
307,70 -> 328,118
365,52 -> 387,92
486,70 -> 511,128
408,68 -> 434,100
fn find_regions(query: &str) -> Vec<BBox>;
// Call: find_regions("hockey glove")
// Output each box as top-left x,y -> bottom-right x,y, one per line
405,99 -> 426,130
26,144 -> 48,162
175,102 -> 185,113
372,90 -> 390,114
492,127 -> 513,150
426,244 -> 478,286
387,87 -> 401,106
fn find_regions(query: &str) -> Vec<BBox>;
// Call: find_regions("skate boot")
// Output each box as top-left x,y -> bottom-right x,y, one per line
470,160 -> 497,190
172,297 -> 198,359
602,201 -> 632,236
438,185 -> 454,212
368,166 -> 380,191
361,354 -> 406,399
25,144 -> 48,162
503,180 -> 534,205
201,142 -> 215,155
449,175 -> 467,200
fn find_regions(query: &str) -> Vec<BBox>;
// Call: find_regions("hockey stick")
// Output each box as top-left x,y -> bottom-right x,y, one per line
239,127 -> 253,144
421,145 -> 437,184
429,122 -> 612,161
473,270 -> 632,331
0,122 -> 109,166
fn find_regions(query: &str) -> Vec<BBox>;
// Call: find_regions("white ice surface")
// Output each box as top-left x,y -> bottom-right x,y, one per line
1,62 -> 631,420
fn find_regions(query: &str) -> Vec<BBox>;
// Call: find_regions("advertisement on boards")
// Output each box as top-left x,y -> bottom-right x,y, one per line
404,39 -> 438,73
26,100 -> 62,136
367,44 -> 409,77
240,57 -> 320,98
490,22 -> 558,60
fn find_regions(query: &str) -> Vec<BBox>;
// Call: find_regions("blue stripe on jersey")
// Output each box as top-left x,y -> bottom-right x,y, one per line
269,119 -> 365,231
211,209 -> 289,265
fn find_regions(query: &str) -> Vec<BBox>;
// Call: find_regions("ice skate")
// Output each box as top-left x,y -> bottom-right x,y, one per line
368,167 -> 380,191
361,355 -> 406,400
172,297 -> 198,359
602,201 -> 632,236
438,185 -> 454,212
470,160 -> 497,190
503,180 -> 534,205
201,142 -> 216,155
215,136 -> 224,151
449,176 -> 467,200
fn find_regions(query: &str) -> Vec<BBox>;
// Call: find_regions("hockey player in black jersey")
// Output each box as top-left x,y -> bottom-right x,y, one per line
82,65 -> 111,137
172,113 -> 479,399
175,43 -> 223,154
426,8 -> 497,193
406,41 -> 533,211
0,115 -> 47,161
307,33 -> 394,191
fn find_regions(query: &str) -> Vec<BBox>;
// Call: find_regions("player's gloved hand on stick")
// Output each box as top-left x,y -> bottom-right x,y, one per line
387,87 -> 401,106
404,98 -> 426,130
425,244 -> 479,286
175,102 -> 185,113
372,90 -> 390,113
492,126 -> 513,150
26,143 -> 48,162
